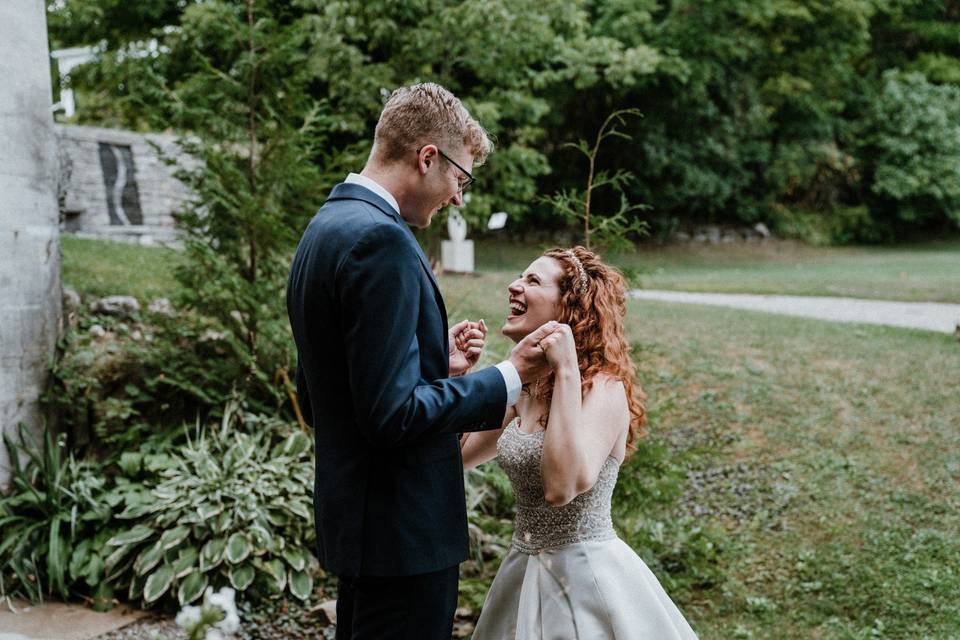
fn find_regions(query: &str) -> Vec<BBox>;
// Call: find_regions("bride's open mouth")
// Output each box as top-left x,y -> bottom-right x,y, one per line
508,299 -> 527,317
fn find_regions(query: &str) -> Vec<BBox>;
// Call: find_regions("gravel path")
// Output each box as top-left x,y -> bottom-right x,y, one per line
630,290 -> 960,334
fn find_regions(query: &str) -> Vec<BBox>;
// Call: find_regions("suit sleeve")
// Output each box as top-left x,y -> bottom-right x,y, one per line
337,223 -> 506,447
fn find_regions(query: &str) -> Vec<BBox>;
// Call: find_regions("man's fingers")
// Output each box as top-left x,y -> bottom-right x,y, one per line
450,319 -> 471,336
526,320 -> 559,345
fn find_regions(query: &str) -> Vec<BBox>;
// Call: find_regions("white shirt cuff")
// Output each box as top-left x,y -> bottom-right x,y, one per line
494,361 -> 522,407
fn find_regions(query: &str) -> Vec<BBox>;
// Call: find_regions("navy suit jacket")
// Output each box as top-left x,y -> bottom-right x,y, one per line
286,183 -> 507,577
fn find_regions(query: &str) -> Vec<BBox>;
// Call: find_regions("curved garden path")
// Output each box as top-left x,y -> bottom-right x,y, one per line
629,290 -> 960,334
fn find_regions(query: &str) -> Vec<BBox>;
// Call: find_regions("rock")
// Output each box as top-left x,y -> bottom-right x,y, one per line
674,231 -> 691,242
62,287 -> 81,310
148,297 -> 174,316
91,295 -> 140,317
89,324 -> 106,338
309,599 -> 337,625
754,222 -> 771,238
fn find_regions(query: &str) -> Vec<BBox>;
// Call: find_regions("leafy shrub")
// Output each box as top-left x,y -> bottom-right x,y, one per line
102,404 -> 316,607
858,70 -> 960,233
48,303 -> 280,453
0,426 -> 128,605
767,204 -> 887,245
460,462 -> 516,612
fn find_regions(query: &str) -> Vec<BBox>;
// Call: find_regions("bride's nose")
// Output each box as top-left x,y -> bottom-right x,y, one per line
508,280 -> 523,294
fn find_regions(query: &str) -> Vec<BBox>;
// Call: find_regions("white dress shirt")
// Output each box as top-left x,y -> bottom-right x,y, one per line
342,172 -> 522,407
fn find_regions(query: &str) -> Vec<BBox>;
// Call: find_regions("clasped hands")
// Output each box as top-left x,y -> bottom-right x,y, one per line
449,318 -> 576,382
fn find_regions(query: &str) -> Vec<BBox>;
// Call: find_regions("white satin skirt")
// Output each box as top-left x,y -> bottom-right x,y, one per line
471,537 -> 698,639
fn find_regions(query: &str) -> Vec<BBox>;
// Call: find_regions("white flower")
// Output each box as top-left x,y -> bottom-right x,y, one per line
175,605 -> 202,628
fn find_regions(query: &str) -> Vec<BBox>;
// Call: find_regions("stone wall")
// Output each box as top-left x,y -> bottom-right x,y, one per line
57,124 -> 196,245
0,0 -> 62,489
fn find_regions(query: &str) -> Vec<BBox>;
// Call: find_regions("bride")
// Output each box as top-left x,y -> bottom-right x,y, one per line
461,247 -> 698,639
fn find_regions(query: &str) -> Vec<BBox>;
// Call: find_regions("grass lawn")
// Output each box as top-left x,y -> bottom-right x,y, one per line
441,269 -> 960,639
60,235 -> 182,301
476,238 -> 960,303
59,235 -> 959,638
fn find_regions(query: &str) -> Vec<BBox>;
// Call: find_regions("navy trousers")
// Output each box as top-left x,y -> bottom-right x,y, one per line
335,566 -> 460,640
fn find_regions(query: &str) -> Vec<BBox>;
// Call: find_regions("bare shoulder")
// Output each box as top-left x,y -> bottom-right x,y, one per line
585,373 -> 626,400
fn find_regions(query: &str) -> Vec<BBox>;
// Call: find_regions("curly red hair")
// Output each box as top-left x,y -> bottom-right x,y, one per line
533,246 -> 647,453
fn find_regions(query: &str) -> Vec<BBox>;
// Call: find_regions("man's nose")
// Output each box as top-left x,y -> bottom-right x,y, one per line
449,190 -> 463,207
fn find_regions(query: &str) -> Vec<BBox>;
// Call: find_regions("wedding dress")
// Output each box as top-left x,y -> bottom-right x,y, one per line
471,419 -> 698,639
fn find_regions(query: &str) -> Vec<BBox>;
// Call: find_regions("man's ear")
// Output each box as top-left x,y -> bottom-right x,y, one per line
418,145 -> 437,173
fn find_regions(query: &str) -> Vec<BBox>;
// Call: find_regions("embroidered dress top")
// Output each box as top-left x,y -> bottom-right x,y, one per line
496,419 -> 619,554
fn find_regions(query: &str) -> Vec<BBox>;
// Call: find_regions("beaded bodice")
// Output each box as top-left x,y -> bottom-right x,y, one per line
497,419 -> 620,554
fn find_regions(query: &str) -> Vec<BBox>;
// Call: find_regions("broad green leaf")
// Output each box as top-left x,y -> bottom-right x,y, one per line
196,503 -> 223,521
117,502 -> 154,520
225,532 -> 251,564
263,558 -> 286,593
134,541 -> 165,576
228,564 -> 255,591
159,525 -> 191,551
69,539 -> 92,581
200,537 -> 226,571
118,452 -> 143,476
286,500 -> 311,520
143,564 -> 175,603
104,544 -> 135,577
108,525 -> 154,546
177,570 -> 207,605
288,569 -> 312,601
173,546 -> 199,578
281,432 -> 311,457
281,546 -> 307,572
264,509 -> 288,527
128,574 -> 145,602
84,554 -> 104,587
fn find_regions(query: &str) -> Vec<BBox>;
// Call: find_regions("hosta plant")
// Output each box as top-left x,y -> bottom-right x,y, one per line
103,403 -> 317,607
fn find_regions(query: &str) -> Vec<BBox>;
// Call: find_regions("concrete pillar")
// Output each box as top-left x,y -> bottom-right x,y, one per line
0,1 -> 62,488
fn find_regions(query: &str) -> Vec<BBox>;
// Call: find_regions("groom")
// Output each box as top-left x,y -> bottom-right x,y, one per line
287,83 -> 554,639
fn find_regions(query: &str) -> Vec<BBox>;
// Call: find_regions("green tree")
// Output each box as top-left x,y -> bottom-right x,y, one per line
858,70 -> 960,234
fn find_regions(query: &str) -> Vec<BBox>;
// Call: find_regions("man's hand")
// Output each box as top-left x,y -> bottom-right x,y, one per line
508,320 -> 559,384
449,319 -> 487,376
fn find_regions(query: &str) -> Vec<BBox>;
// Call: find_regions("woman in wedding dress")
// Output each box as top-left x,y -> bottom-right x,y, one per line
461,247 -> 698,639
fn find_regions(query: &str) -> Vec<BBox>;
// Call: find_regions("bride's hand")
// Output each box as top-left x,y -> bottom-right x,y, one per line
539,323 -> 577,371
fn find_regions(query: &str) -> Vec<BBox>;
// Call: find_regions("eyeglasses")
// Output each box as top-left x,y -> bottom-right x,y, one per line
417,146 -> 475,193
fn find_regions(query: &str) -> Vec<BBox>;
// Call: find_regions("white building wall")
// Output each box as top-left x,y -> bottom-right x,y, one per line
0,0 -> 62,488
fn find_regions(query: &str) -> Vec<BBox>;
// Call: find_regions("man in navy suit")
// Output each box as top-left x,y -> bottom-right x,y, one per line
287,83 -> 554,639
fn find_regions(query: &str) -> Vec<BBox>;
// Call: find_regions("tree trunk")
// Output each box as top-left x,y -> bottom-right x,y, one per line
0,0 -> 62,489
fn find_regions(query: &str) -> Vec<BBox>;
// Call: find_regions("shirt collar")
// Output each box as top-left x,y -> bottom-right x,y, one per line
344,173 -> 400,215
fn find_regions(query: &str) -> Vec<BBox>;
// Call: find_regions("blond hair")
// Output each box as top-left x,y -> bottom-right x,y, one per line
372,83 -> 493,166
